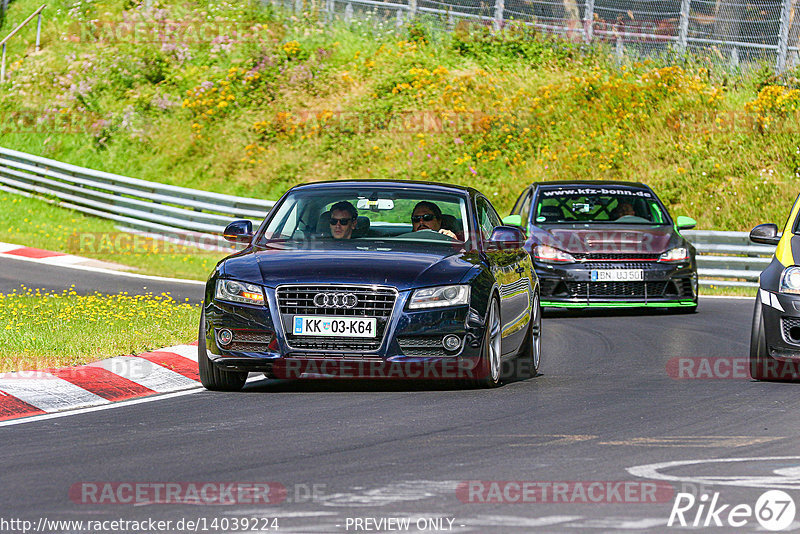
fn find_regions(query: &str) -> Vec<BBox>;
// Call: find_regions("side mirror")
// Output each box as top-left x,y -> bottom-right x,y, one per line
502,214 -> 523,228
223,220 -> 254,243
676,216 -> 697,230
750,223 -> 781,245
487,226 -> 525,250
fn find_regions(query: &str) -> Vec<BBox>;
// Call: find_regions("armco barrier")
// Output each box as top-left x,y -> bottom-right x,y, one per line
682,230 -> 773,288
0,146 -> 273,248
0,146 -> 773,287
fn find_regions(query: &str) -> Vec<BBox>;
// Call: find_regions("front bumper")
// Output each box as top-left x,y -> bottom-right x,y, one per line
203,287 -> 487,379
759,289 -> 800,360
535,260 -> 698,308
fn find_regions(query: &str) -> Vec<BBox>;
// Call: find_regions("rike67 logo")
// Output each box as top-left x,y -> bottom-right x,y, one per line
668,490 -> 796,531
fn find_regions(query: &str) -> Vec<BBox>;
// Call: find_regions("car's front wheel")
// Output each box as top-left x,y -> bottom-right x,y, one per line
198,309 -> 248,391
474,296 -> 502,388
517,292 -> 542,379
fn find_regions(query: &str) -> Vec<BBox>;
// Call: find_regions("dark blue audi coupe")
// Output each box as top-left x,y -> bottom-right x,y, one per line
199,180 -> 541,390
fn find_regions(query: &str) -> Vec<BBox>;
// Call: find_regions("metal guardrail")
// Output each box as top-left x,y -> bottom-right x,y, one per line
0,146 -> 274,248
0,146 -> 775,286
683,230 -> 773,288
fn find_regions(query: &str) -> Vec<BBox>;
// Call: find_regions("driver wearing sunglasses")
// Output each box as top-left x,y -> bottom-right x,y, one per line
411,201 -> 457,239
328,200 -> 359,239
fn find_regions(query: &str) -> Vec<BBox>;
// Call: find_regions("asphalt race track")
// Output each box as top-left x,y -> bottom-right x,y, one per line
5,280 -> 800,533
0,256 -> 204,303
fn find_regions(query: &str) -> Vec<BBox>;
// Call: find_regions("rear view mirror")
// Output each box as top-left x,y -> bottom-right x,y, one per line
487,226 -> 526,250
357,198 -> 394,211
676,216 -> 697,230
750,223 -> 781,245
223,220 -> 254,243
502,214 -> 523,228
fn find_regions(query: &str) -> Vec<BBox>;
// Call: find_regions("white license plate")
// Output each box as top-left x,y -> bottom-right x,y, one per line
591,269 -> 644,282
293,316 -> 377,338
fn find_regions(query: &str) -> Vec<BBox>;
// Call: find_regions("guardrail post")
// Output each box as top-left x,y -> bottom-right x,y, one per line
35,12 -> 42,52
344,2 -> 352,23
677,0 -> 690,54
408,0 -> 417,20
776,0 -> 792,73
583,0 -> 594,43
493,0 -> 504,31
326,0 -> 334,21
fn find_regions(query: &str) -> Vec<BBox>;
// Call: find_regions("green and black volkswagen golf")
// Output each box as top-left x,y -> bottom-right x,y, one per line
504,181 -> 699,311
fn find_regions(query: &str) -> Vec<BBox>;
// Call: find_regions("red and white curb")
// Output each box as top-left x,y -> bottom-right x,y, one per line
0,343 -> 202,422
0,242 -> 74,261
0,241 -> 204,284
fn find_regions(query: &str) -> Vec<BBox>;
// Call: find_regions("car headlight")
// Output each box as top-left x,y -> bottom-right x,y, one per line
533,245 -> 575,264
658,247 -> 690,262
409,285 -> 470,309
780,266 -> 800,295
215,279 -> 265,306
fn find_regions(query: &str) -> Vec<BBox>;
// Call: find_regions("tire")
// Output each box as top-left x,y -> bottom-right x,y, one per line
749,297 -> 791,381
517,292 -> 542,379
475,296 -> 502,388
198,309 -> 247,392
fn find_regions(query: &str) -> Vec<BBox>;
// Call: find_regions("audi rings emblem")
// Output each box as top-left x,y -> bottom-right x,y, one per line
313,292 -> 358,309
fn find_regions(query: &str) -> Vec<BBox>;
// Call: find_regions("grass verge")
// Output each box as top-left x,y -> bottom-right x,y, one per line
0,287 -> 199,372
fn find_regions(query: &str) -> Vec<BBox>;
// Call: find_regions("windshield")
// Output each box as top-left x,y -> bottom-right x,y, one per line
533,187 -> 670,225
255,187 -> 471,248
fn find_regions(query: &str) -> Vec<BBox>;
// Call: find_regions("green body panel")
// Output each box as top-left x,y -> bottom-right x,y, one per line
541,300 -> 696,308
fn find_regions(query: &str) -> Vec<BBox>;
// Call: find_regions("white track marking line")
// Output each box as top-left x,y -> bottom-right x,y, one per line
159,344 -> 198,361
0,374 -> 109,412
469,515 -> 584,527
35,255 -> 88,265
564,518 -> 666,529
0,388 -> 203,427
92,356 -> 199,392
0,243 -> 23,253
0,252 -> 204,285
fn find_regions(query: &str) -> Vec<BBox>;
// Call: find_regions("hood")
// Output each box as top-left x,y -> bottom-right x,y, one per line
530,224 -> 681,256
221,243 -> 478,291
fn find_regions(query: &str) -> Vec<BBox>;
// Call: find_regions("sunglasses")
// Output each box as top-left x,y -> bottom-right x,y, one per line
411,213 -> 437,223
329,217 -> 354,226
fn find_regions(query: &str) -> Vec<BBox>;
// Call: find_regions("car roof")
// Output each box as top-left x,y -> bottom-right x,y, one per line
288,179 -> 478,196
532,180 -> 650,189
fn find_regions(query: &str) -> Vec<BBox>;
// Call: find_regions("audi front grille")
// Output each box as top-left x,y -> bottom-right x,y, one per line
276,284 -> 397,352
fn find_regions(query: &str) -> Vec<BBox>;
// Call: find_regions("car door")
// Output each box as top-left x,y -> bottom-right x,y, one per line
476,196 -> 531,356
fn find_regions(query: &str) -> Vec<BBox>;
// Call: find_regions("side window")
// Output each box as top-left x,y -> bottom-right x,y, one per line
519,191 -> 532,225
477,197 -> 502,239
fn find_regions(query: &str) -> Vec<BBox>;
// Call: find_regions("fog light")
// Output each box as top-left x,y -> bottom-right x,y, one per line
217,329 -> 233,347
443,335 -> 462,351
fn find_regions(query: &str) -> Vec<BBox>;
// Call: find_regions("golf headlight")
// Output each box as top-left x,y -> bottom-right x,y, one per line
533,245 -> 575,264
409,285 -> 470,309
780,266 -> 800,295
215,279 -> 265,305
658,247 -> 689,262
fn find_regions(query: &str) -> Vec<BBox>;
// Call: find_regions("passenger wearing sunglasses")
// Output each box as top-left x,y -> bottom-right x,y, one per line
328,201 -> 359,239
411,201 -> 457,239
